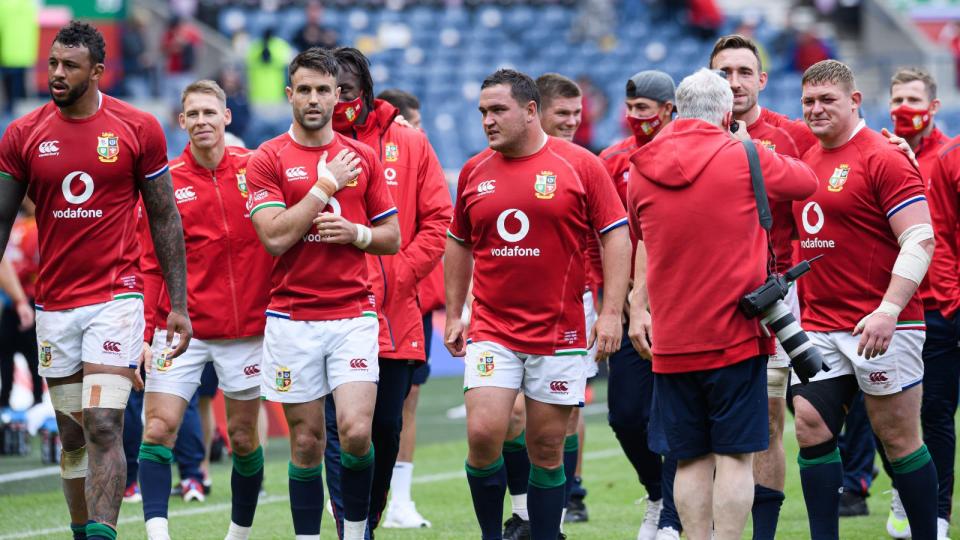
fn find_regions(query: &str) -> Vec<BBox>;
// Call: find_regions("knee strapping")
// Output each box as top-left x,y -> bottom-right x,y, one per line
82,373 -> 132,409
49,383 -> 83,426
798,438 -> 840,468
60,446 -> 88,479
767,366 -> 789,399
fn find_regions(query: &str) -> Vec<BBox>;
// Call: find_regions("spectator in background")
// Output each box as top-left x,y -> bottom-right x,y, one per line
688,0 -> 724,39
220,65 -> 251,140
292,0 -> 338,52
789,28 -> 835,73
121,9 -> 155,99
246,28 -> 293,104
0,201 -> 40,410
162,16 -> 202,103
574,75 -> 608,152
0,0 -> 39,114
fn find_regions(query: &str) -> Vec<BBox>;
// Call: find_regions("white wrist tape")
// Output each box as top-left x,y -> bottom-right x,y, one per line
353,224 -> 373,249
854,300 -> 903,333
892,223 -> 934,285
460,304 -> 472,326
82,373 -> 133,410
49,383 -> 83,426
316,159 -> 338,192
308,185 -> 330,206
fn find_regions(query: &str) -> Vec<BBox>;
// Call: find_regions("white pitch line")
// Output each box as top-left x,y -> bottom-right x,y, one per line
0,466 -> 59,484
0,446 -> 629,539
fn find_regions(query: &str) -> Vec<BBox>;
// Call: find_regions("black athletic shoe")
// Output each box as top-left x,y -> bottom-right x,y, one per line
564,494 -> 589,523
503,513 -> 531,540
839,490 -> 869,517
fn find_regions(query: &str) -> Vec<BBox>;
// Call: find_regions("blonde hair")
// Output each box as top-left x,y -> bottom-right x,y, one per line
180,79 -> 227,107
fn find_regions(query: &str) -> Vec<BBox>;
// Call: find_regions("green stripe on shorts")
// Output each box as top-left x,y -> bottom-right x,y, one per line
554,348 -> 588,356
361,311 -> 378,318
114,293 -> 144,301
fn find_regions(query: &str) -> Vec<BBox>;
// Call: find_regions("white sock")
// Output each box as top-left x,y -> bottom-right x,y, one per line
343,519 -> 367,540
391,462 -> 414,505
511,493 -> 529,520
145,517 -> 170,540
224,522 -> 251,540
294,536 -> 320,540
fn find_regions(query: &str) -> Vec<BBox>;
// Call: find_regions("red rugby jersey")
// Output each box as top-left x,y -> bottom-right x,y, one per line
449,136 -> 627,355
246,131 -> 396,321
0,94 -> 169,311
795,122 -> 927,332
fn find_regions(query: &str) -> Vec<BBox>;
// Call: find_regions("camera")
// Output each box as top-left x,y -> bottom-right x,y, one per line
739,258 -> 827,384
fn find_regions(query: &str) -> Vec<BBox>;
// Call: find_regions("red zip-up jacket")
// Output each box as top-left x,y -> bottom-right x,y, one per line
142,145 -> 272,340
912,127 -> 949,312
628,119 -> 817,373
928,135 -> 960,319
340,100 -> 452,361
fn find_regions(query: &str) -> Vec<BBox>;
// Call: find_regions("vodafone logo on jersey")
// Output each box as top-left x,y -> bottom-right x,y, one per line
285,166 -> 309,181
53,171 -> 103,219
800,201 -> 835,249
477,179 -> 496,196
175,186 -> 197,204
385,167 -> 398,186
38,140 -> 60,157
492,209 -> 540,257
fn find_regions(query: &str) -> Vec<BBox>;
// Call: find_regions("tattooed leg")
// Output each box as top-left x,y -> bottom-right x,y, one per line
83,407 -> 126,526
49,370 -> 88,527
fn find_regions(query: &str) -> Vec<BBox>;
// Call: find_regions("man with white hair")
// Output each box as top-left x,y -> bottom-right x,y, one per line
626,68 -> 817,540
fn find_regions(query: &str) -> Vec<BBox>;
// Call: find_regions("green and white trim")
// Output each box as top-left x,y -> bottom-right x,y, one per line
361,310 -> 378,318
554,348 -> 588,356
114,292 -> 144,302
249,201 -> 286,217
896,320 -> 926,331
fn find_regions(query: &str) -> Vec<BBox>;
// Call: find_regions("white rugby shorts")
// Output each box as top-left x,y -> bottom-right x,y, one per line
790,329 -> 925,396
582,290 -> 599,379
463,340 -> 586,406
260,315 -> 379,403
36,296 -> 145,378
146,329 -> 262,401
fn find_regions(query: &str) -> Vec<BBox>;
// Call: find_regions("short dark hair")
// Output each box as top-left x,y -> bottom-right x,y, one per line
891,66 -> 937,100
710,34 -> 762,72
332,47 -> 375,114
802,59 -> 856,94
536,73 -> 581,109
481,69 -> 540,111
377,88 -> 420,118
288,47 -> 339,81
53,20 -> 106,65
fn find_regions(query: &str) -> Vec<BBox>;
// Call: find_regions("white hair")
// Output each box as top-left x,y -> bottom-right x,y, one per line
675,68 -> 733,127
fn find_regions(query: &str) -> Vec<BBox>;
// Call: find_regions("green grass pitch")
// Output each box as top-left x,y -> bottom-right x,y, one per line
0,376 -> 955,539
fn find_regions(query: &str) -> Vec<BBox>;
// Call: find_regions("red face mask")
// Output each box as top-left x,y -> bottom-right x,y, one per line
891,104 -> 931,137
627,114 -> 663,145
332,94 -> 363,133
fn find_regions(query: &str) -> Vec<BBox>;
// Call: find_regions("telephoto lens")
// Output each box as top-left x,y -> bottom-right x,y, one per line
760,300 -> 825,384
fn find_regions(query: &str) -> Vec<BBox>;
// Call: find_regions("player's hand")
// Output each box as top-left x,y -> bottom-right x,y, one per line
590,312 -> 622,361
14,299 -> 34,330
881,128 -> 919,168
321,149 -> 362,190
393,115 -> 413,129
312,213 -> 359,245
852,311 -> 896,358
628,309 -> 653,360
730,120 -> 750,141
444,316 -> 467,357
165,309 -> 193,358
133,341 -> 151,391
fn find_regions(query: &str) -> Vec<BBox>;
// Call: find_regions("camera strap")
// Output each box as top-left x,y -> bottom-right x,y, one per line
742,139 -> 777,273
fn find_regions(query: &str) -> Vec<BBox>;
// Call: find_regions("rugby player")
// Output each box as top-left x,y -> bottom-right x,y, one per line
600,69 -> 680,540
136,80 -> 271,540
0,21 -> 191,540
246,48 -> 399,540
323,47 -> 451,538
445,68 -> 630,540
791,59 -> 938,540
709,34 -> 818,540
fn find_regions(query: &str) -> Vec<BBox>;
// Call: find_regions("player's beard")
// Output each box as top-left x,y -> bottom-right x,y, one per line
732,92 -> 757,116
49,78 -> 89,108
295,106 -> 332,132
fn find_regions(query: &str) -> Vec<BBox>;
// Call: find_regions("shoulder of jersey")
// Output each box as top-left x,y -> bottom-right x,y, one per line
600,136 -> 636,160
226,145 -> 254,163
338,132 -> 378,160
939,135 -> 960,160
385,120 -> 429,148
7,101 -> 57,132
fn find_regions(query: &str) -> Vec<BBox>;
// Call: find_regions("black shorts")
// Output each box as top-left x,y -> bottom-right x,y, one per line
654,355 -> 769,460
411,361 -> 431,386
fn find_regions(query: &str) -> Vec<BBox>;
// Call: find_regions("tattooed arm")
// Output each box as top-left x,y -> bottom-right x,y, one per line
138,170 -> 192,357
